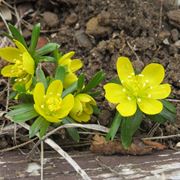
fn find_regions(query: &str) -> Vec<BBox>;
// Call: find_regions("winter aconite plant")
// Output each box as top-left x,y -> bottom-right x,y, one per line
104,57 -> 176,148
0,24 -> 104,140
0,24 -> 176,149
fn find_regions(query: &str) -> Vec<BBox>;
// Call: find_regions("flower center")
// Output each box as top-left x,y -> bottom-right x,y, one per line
45,97 -> 62,112
123,74 -> 151,100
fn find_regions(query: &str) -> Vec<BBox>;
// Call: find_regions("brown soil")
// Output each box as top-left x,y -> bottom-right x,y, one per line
0,0 -> 179,149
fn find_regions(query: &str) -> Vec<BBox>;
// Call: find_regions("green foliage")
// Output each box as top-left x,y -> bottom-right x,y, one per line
82,70 -> 105,93
29,23 -> 41,55
106,112 -> 122,141
55,66 -> 66,82
120,109 -> 143,149
36,66 -> 48,89
8,24 -> 27,48
7,104 -> 38,123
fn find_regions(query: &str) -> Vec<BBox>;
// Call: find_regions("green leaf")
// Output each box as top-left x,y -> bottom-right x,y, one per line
29,116 -> 48,138
109,76 -> 121,84
39,56 -> 56,62
7,104 -> 38,123
160,107 -> 176,122
148,114 -> 167,124
62,81 -> 78,98
62,119 -> 80,142
36,43 -> 59,56
120,109 -> 143,149
106,112 -> 122,141
92,106 -> 100,115
77,74 -> 85,92
29,23 -> 41,55
39,120 -> 50,138
36,67 -> 47,89
8,24 -> 27,48
55,66 -> 66,82
82,70 -> 105,93
161,100 -> 176,114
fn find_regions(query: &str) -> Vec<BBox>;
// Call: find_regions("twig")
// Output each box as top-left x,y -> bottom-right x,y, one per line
0,11 -> 11,33
27,123 -> 109,157
10,121 -> 92,180
167,98 -> 180,103
159,0 -> 163,31
143,134 -> 180,140
45,138 -> 91,180
0,137 -> 38,153
41,141 -> 44,180
126,40 -> 140,61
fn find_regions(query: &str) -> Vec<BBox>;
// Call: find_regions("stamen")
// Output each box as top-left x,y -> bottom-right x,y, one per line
143,83 -> 146,87
150,86 -> 153,89
145,80 -> 149,83
41,105 -> 44,108
122,88 -> 126,92
137,98 -> 141,102
57,93 -> 61,96
148,94 -> 152,98
138,74 -> 144,77
127,96 -> 131,101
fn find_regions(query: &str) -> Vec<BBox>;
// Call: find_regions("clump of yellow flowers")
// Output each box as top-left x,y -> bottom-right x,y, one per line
1,24 -> 175,148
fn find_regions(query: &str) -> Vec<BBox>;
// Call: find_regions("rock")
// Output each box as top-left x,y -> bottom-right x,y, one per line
135,37 -> 156,50
86,16 -> 112,37
163,38 -> 170,45
171,29 -> 179,42
158,31 -> 171,41
167,9 -> 180,29
17,3 -> 33,17
174,40 -> 180,47
97,11 -> 111,26
43,11 -> 59,28
75,30 -> 92,49
65,13 -> 78,25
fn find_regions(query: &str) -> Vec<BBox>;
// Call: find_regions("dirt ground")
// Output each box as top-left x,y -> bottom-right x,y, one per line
0,0 -> 180,150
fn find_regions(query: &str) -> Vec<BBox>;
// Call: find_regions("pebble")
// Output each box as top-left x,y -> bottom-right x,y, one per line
174,40 -> 180,47
65,12 -> 78,25
171,29 -> 179,42
86,16 -> 112,37
75,30 -> 92,49
43,11 -> 59,28
98,110 -> 112,126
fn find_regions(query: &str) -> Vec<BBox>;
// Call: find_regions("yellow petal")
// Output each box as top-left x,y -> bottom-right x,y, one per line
137,98 -> 163,115
56,94 -> 74,118
0,47 -> 21,62
25,76 -> 32,90
104,83 -> 126,103
146,84 -> 171,99
141,63 -> 165,85
76,94 -> 96,104
14,40 -> 27,52
84,103 -> 93,114
70,111 -> 90,122
70,59 -> 83,72
64,73 -> 77,88
58,51 -> 75,65
117,57 -> 135,83
46,80 -> 63,97
71,98 -> 83,114
42,114 -> 60,123
33,82 -> 45,107
116,99 -> 137,116
1,65 -> 19,77
22,52 -> 34,75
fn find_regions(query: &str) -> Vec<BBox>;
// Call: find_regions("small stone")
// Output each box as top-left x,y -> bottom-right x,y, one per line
167,9 -> 180,29
43,11 -> 59,28
75,30 -> 92,49
65,12 -> 78,25
22,29 -> 31,38
159,31 -> 171,40
174,40 -> 180,47
97,11 -> 111,26
171,29 -> 179,42
86,16 -> 112,37
163,38 -> 170,45
176,142 -> 180,148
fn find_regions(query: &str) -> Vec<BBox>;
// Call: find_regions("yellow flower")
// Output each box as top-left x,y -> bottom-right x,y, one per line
58,51 -> 83,88
70,93 -> 96,122
0,40 -> 34,90
104,57 -> 171,117
33,80 -> 74,123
